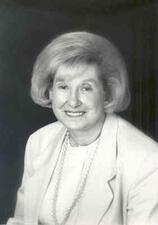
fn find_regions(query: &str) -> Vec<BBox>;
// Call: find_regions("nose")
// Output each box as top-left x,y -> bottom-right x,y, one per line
68,89 -> 81,108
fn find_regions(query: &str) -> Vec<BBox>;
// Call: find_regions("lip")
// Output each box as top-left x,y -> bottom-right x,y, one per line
64,111 -> 86,117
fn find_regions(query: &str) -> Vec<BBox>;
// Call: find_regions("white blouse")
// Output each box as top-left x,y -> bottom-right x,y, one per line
39,138 -> 98,225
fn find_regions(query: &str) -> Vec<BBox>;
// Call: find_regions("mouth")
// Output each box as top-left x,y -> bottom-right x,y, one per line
65,111 -> 86,117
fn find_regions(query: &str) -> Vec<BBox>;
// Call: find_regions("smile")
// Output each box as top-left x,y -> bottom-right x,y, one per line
65,111 -> 85,117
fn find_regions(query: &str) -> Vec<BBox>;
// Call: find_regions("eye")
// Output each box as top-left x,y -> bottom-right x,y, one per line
81,84 -> 93,92
57,84 -> 68,90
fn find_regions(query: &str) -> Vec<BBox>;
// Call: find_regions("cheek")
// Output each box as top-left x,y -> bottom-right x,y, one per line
52,91 -> 68,109
52,89 -> 61,101
89,92 -> 105,107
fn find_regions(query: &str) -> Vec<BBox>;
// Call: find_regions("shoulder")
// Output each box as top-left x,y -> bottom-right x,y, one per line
117,116 -> 158,153
116,115 -> 158,186
29,120 -> 64,141
25,121 -> 65,157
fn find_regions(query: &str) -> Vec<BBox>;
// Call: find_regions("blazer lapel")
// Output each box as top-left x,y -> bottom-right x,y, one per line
24,114 -> 118,225
24,126 -> 67,225
77,114 -> 118,225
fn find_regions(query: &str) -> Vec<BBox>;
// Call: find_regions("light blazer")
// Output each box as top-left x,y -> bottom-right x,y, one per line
7,114 -> 158,225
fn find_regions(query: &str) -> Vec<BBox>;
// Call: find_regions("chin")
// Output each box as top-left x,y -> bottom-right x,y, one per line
62,121 -> 87,132
65,124 -> 84,131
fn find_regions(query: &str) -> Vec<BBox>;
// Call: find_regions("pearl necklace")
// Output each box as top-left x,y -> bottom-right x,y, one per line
52,132 -> 100,225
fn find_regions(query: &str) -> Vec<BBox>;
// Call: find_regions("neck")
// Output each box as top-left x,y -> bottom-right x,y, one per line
68,116 -> 106,147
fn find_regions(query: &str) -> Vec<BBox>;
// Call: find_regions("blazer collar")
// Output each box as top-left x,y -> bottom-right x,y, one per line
77,113 -> 118,225
24,125 -> 67,225
25,114 -> 118,225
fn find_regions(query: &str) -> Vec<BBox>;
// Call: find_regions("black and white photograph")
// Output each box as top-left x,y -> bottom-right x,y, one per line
0,1 -> 158,225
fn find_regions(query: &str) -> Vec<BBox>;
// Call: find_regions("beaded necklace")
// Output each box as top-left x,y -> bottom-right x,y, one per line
52,132 -> 100,225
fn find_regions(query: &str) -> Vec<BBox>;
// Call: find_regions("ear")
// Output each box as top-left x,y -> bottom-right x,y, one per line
47,90 -> 53,108
49,89 -> 52,95
104,100 -> 109,110
48,77 -> 54,98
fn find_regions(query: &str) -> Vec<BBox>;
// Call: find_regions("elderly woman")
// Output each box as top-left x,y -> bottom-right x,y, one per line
7,31 -> 158,225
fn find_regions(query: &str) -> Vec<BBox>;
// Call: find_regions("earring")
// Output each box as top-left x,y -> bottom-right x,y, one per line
104,100 -> 109,110
104,100 -> 109,105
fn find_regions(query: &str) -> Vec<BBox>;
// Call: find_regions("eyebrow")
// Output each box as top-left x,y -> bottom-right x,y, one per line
82,79 -> 97,84
54,78 -> 65,82
55,78 -> 97,83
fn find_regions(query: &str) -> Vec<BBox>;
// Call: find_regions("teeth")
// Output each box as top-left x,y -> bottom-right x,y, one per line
65,111 -> 85,117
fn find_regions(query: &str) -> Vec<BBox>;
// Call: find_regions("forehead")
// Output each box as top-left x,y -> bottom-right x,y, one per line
54,63 -> 100,82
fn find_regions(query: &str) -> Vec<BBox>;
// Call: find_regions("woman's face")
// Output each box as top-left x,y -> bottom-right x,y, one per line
50,63 -> 106,133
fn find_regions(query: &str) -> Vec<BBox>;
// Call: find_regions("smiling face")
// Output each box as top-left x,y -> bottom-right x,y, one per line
49,63 -> 106,134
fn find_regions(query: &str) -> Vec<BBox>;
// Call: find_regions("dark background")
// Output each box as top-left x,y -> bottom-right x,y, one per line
0,0 -> 157,223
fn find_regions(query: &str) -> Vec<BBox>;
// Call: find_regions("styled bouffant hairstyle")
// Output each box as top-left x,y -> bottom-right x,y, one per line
31,31 -> 130,113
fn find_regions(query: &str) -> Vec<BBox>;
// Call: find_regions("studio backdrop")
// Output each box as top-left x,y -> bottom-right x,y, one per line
0,1 -> 157,223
